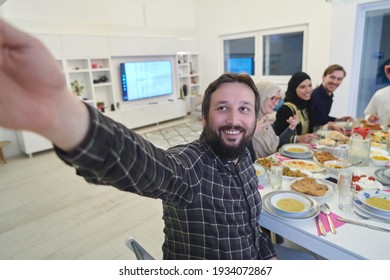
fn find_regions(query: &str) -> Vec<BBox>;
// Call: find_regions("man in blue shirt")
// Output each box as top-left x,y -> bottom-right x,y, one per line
311,64 -> 352,134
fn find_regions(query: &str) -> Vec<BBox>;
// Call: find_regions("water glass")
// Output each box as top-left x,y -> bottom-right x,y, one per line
338,168 -> 355,211
270,165 -> 283,190
386,135 -> 390,153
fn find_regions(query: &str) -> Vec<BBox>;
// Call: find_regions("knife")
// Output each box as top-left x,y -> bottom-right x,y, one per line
336,217 -> 390,233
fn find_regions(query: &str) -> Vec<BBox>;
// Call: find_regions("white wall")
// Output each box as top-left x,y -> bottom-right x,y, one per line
193,0 -> 333,93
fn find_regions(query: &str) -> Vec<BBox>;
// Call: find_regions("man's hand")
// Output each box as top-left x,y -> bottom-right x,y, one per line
0,20 -> 89,151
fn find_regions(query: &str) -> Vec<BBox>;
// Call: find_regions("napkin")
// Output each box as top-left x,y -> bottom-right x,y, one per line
274,153 -> 291,162
315,212 -> 346,236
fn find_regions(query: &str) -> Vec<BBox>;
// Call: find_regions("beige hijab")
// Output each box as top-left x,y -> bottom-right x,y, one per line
251,82 -> 281,158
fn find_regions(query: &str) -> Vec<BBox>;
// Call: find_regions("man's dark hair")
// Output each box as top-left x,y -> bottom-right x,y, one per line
201,72 -> 260,120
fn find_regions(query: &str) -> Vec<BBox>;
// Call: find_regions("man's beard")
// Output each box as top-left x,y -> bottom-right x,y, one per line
203,123 -> 255,160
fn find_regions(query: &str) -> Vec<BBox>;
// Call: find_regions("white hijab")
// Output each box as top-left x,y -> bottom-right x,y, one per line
251,82 -> 281,158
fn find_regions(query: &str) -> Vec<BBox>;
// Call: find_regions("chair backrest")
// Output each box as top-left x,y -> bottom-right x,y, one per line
125,237 -> 155,260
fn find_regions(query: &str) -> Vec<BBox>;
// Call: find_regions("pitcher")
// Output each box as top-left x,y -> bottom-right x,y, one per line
348,127 -> 371,166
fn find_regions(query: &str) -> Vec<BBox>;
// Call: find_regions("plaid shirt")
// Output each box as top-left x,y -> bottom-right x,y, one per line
56,105 -> 275,260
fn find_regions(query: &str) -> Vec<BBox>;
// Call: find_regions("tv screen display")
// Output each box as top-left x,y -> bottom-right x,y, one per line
120,60 -> 173,101
226,57 -> 254,75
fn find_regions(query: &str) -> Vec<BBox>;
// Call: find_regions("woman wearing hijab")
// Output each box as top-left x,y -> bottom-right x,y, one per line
248,82 -> 299,161
274,72 -> 316,144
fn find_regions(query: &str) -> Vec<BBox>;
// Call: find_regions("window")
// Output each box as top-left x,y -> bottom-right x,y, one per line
221,25 -> 307,81
262,32 -> 303,76
223,35 -> 256,75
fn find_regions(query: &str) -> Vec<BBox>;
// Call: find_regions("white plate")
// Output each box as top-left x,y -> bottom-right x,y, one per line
357,190 -> 390,216
374,168 -> 390,185
282,144 -> 310,154
355,176 -> 384,191
282,169 -> 313,180
282,159 -> 325,172
370,147 -> 389,157
268,191 -> 314,218
262,191 -> 320,220
353,200 -> 390,222
289,177 -> 334,199
279,149 -> 313,159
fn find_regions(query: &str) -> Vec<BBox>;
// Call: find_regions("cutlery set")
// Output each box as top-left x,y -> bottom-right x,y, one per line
316,204 -> 390,235
317,203 -> 337,236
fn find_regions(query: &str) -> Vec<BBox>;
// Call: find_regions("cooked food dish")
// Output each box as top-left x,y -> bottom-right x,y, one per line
318,138 -> 336,147
328,131 -> 350,142
283,160 -> 323,172
276,198 -> 305,212
365,197 -> 390,211
255,157 -> 281,169
314,151 -> 338,164
282,167 -> 308,178
291,177 -> 328,197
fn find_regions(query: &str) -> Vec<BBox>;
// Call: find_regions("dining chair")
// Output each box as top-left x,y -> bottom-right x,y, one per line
125,236 -> 155,260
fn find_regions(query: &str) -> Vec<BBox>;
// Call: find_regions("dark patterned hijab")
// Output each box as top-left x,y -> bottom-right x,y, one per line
284,72 -> 311,110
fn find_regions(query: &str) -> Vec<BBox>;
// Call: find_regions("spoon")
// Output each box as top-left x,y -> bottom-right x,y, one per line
320,203 -> 337,234
342,160 -> 363,169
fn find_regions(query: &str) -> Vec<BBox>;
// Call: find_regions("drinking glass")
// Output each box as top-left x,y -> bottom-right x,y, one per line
338,168 -> 355,211
270,165 -> 283,190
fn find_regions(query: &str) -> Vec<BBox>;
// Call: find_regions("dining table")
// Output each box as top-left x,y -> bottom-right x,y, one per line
258,150 -> 390,260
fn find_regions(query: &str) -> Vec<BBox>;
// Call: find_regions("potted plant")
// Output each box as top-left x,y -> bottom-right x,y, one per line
96,101 -> 105,112
70,80 -> 84,99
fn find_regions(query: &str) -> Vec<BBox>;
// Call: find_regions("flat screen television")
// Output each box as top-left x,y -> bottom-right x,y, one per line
120,60 -> 174,101
226,57 -> 254,75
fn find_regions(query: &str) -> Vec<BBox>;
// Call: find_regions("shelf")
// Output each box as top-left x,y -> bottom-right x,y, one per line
64,57 -> 116,111
176,52 -> 200,113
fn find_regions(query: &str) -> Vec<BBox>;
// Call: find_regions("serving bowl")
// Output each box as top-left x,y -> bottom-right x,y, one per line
323,160 -> 349,176
371,154 -> 390,167
269,192 -> 314,218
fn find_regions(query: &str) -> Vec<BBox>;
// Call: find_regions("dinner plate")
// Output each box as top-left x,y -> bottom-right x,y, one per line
262,191 -> 320,220
281,144 -> 310,154
279,149 -> 313,159
282,159 -> 325,172
356,190 -> 390,216
353,199 -> 390,222
370,147 -> 389,157
282,169 -> 313,180
374,168 -> 390,185
354,176 -> 384,191
268,191 -> 315,218
289,177 -> 334,199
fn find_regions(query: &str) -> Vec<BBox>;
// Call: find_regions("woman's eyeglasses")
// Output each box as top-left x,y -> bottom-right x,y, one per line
270,96 -> 281,103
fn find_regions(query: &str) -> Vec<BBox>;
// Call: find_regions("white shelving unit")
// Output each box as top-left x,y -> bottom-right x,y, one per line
176,52 -> 201,113
64,57 -> 116,112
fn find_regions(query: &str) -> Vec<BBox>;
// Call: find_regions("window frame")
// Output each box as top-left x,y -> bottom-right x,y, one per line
220,25 -> 308,84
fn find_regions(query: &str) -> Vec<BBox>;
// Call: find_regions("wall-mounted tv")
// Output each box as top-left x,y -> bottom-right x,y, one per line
120,60 -> 174,101
226,57 -> 254,75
